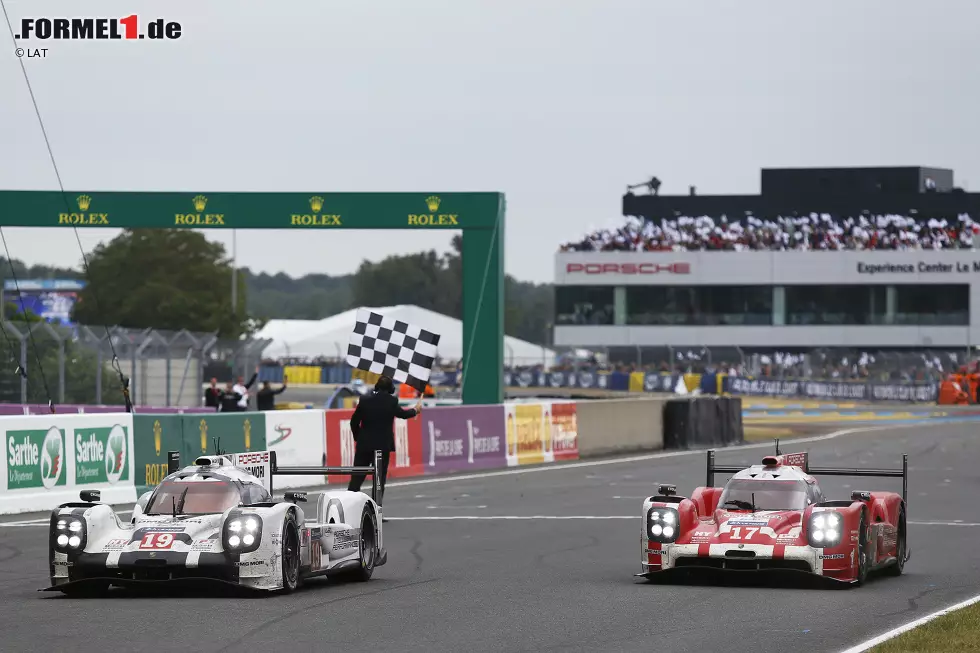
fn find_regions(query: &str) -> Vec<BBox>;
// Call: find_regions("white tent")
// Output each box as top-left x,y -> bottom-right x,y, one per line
256,305 -> 555,367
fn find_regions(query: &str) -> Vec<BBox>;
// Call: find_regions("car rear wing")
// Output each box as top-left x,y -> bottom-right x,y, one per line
270,449 -> 385,504
166,448 -> 386,503
706,439 -> 908,503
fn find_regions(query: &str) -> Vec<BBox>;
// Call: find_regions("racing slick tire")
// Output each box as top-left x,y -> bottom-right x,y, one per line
856,510 -> 870,586
344,506 -> 378,582
280,511 -> 301,593
884,507 -> 907,577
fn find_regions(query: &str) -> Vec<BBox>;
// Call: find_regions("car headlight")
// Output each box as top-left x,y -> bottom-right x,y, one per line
51,514 -> 87,552
808,511 -> 842,547
647,507 -> 680,543
223,513 -> 262,554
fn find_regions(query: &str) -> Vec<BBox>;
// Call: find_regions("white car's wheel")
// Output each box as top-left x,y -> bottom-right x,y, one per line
348,506 -> 377,582
280,512 -> 301,593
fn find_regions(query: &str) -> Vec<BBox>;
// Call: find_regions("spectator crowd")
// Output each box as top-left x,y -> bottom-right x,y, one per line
561,213 -> 980,252
204,369 -> 289,411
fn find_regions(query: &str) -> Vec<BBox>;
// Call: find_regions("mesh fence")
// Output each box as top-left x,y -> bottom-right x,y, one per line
0,323 -> 271,407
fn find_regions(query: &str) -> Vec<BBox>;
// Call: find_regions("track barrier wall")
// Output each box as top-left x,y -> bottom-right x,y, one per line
575,397 -> 666,457
0,396 -> 741,514
0,412 -> 137,514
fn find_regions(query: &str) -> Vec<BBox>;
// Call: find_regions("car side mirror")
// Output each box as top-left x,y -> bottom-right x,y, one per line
135,490 -> 152,512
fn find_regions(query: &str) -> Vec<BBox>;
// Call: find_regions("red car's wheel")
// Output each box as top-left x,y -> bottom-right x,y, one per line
885,507 -> 907,577
856,511 -> 869,585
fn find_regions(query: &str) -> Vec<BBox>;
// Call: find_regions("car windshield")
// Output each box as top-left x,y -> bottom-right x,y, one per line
146,479 -> 241,515
718,479 -> 808,512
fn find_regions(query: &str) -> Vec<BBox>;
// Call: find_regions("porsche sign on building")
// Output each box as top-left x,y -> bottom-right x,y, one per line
553,250 -> 979,348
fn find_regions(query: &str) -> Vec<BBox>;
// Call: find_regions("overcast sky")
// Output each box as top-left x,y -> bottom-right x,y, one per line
1,1 -> 977,284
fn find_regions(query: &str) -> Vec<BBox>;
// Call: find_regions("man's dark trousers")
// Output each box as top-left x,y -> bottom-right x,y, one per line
348,447 -> 391,505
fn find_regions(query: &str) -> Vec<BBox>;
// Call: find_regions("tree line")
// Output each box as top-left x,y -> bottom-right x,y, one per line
2,229 -> 555,347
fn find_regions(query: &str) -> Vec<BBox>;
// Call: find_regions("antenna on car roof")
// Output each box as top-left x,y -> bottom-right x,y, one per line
213,437 -> 224,456
774,438 -> 781,454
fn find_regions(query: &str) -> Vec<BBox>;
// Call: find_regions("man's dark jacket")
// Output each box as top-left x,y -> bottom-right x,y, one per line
256,385 -> 286,411
349,391 -> 417,453
218,391 -> 242,413
204,386 -> 221,408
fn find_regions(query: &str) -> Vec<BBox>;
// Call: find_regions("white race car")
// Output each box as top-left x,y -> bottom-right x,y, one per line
43,447 -> 387,595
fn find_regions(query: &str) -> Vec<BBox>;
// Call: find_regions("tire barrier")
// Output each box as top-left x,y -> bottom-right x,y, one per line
662,396 -> 744,450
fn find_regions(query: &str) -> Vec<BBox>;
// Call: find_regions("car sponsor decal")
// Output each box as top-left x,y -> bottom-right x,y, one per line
235,559 -> 265,567
645,548 -> 663,555
726,519 -> 769,526
332,528 -> 358,551
139,533 -> 178,549
133,526 -> 185,533
310,541 -> 322,570
190,538 -> 215,552
102,538 -> 128,551
819,553 -> 846,559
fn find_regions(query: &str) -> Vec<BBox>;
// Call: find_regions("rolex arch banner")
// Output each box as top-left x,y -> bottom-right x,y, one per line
0,413 -> 136,515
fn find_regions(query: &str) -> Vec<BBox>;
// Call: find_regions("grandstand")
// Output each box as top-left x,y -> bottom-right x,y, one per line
553,166 -> 980,364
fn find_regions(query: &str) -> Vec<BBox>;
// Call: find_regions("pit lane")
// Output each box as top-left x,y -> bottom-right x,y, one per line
1,419 -> 979,652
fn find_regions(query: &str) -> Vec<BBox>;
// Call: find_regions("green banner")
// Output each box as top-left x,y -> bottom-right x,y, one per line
179,413 -> 266,466
6,427 -> 66,490
133,415 -> 183,495
74,424 -> 129,486
0,191 -> 499,230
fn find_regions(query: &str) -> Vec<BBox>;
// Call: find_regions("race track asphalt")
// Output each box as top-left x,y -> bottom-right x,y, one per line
2,419 -> 980,652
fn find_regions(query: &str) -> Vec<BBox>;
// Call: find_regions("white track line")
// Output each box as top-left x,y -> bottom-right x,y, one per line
385,515 -> 636,520
839,593 -> 980,653
384,422 -> 921,489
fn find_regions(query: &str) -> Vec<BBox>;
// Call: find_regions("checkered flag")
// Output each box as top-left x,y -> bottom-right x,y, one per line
346,309 -> 441,393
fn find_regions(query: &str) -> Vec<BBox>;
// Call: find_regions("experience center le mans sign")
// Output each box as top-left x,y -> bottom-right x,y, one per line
0,190 -> 499,229
555,250 -> 980,286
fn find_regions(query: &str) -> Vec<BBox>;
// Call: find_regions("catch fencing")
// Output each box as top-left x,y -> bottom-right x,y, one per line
0,323 -> 271,408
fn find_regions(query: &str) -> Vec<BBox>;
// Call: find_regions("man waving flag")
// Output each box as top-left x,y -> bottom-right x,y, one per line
345,308 -> 440,505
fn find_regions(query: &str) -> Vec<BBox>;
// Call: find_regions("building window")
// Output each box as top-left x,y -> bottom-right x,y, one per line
893,284 -> 968,325
784,286 -> 875,325
555,286 -> 615,325
625,286 -> 773,326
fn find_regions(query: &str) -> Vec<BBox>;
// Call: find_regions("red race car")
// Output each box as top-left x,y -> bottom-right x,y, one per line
637,442 -> 909,585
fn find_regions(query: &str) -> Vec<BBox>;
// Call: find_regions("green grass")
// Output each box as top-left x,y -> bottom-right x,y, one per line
869,601 -> 980,652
